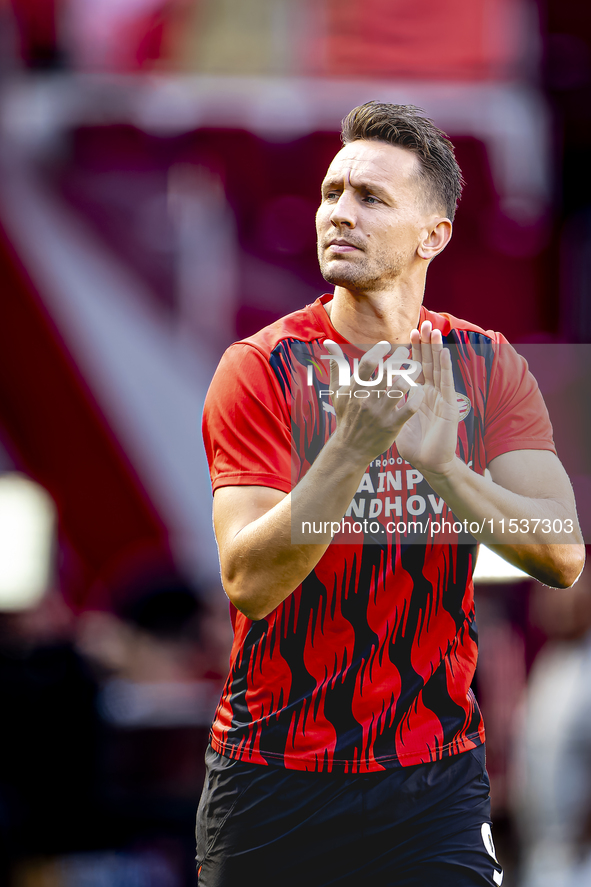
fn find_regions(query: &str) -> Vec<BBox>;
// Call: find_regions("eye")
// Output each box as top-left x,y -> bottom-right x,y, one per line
363,194 -> 380,205
324,190 -> 340,201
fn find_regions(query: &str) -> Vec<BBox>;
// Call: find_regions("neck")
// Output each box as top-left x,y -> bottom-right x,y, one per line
325,282 -> 424,344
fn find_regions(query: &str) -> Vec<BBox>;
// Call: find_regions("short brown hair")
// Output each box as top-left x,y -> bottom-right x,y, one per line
341,101 -> 464,221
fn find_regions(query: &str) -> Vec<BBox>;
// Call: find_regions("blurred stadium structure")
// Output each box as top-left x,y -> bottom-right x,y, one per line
0,0 -> 572,608
0,0 -> 591,885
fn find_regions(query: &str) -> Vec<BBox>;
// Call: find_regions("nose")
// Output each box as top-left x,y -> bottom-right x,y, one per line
329,191 -> 356,229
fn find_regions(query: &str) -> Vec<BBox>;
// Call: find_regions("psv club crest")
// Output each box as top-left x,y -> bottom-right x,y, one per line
456,393 -> 472,421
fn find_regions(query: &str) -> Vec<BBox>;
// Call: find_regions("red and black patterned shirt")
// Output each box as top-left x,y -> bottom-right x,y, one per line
202,295 -> 555,773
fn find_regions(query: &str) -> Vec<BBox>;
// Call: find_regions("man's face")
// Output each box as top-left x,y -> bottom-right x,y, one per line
316,139 -> 439,294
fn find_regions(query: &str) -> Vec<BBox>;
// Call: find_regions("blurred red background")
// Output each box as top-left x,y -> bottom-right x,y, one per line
1,1 -> 591,885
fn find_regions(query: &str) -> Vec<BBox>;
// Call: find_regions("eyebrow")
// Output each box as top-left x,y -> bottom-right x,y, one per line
321,176 -> 391,200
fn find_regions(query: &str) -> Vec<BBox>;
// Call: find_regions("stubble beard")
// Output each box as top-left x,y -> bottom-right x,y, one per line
317,245 -> 406,295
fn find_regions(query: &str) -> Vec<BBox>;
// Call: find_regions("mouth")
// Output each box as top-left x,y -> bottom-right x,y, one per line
325,239 -> 362,254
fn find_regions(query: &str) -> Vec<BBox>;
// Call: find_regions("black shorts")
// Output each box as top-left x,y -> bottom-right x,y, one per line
195,743 -> 503,887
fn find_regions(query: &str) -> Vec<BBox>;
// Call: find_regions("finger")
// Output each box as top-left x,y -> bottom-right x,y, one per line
431,328 -> 443,390
384,346 -> 418,396
355,340 -> 391,383
323,339 -> 344,358
409,328 -> 421,351
420,319 -> 433,344
419,321 -> 434,385
389,345 -> 412,381
391,345 -> 410,362
409,328 -> 424,381
439,347 -> 457,405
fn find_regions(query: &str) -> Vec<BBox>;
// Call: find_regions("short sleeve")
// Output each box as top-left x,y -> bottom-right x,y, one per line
202,343 -> 293,494
484,336 -> 556,465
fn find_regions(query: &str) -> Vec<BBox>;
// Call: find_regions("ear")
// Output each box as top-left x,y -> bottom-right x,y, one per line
418,217 -> 452,260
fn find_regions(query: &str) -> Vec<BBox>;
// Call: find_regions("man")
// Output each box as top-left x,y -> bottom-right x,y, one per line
198,102 -> 585,886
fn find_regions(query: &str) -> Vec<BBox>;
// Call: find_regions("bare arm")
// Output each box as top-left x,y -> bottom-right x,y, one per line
214,341 -> 422,620
421,450 -> 585,587
213,436 -> 363,622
